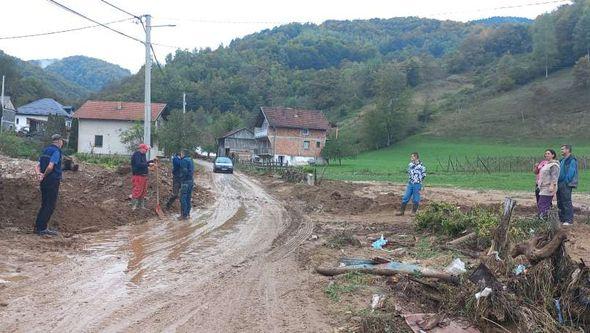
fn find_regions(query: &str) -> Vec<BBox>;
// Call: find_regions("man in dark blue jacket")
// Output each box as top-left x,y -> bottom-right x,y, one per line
165,152 -> 182,210
178,149 -> 195,220
557,144 -> 578,226
34,134 -> 64,236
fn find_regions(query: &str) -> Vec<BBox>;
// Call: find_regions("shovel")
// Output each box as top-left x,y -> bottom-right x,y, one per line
155,160 -> 165,219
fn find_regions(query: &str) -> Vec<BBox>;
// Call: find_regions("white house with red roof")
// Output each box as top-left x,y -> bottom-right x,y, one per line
74,100 -> 167,155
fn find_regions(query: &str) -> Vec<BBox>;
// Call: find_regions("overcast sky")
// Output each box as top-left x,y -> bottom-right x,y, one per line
0,0 -> 570,72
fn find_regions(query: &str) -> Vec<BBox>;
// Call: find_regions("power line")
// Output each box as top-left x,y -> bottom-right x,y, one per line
157,0 -> 570,26
0,18 -> 133,40
98,0 -> 141,20
426,0 -> 571,17
46,0 -> 144,44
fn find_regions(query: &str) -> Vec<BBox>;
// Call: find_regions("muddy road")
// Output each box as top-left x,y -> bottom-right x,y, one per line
0,164 -> 329,332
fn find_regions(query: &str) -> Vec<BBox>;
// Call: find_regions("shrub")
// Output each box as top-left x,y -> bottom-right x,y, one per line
0,132 -> 42,160
74,153 -> 128,170
415,202 -> 500,238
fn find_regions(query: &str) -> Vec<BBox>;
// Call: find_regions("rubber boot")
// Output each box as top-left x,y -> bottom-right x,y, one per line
131,199 -> 139,211
396,203 -> 407,216
410,203 -> 419,216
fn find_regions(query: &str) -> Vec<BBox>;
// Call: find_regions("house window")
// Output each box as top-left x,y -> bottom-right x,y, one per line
94,135 -> 103,148
16,118 -> 19,124
301,128 -> 310,136
303,141 -> 310,150
316,141 -> 321,148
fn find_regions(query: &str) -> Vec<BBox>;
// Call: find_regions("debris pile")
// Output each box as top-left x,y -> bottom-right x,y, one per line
0,155 -> 213,234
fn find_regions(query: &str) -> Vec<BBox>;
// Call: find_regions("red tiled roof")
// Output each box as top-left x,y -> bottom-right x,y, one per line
261,107 -> 330,130
73,101 -> 167,121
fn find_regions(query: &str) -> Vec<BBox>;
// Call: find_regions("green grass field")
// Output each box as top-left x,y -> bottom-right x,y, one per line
323,136 -> 590,192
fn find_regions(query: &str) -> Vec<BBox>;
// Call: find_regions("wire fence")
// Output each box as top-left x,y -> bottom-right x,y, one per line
432,156 -> 590,174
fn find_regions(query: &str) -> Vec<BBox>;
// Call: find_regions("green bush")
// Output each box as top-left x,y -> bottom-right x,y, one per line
415,201 -> 499,238
0,132 -> 42,160
74,153 -> 128,170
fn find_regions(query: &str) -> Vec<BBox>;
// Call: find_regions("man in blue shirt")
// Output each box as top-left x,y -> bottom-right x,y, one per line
557,144 -> 578,226
178,149 -> 195,220
165,152 -> 182,210
34,134 -> 64,236
397,152 -> 426,216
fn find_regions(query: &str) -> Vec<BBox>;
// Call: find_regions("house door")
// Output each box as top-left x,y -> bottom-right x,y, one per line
278,155 -> 284,165
225,148 -> 230,156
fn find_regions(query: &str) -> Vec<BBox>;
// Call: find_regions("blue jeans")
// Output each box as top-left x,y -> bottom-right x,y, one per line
557,182 -> 574,223
402,182 -> 422,205
180,181 -> 193,218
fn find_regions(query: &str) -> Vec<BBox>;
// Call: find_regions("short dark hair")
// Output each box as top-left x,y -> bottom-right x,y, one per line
561,144 -> 572,152
411,152 -> 419,159
546,149 -> 557,159
182,149 -> 191,156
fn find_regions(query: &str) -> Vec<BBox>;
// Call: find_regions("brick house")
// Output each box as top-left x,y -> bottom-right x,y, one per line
254,107 -> 330,165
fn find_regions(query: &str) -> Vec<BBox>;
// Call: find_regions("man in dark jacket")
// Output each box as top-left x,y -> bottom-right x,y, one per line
165,152 -> 182,210
131,143 -> 156,210
34,134 -> 64,236
557,144 -> 578,226
178,149 -> 195,220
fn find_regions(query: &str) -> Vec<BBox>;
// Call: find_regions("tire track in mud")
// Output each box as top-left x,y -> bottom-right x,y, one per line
0,164 -> 329,333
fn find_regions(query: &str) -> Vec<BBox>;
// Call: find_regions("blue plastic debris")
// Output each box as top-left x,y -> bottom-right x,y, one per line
514,264 -> 526,275
372,235 -> 388,250
555,299 -> 564,324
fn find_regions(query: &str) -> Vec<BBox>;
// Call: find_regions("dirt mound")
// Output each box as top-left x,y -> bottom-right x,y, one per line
289,180 -> 377,215
0,155 -> 213,234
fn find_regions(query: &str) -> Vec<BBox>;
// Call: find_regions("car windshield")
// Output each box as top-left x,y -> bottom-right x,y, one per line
217,157 -> 232,163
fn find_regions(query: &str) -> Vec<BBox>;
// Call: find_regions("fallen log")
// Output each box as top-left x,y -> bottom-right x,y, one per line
511,230 -> 568,264
315,261 -> 460,284
447,232 -> 476,246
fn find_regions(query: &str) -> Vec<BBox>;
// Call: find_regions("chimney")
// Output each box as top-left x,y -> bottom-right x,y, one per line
117,102 -> 122,110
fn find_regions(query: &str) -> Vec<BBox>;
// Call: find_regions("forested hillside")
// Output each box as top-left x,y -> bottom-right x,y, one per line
0,51 -> 90,106
45,56 -> 131,92
98,1 -> 590,152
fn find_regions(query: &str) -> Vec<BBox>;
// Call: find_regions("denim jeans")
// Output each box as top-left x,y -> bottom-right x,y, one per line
35,178 -> 60,232
402,182 -> 422,205
557,182 -> 574,223
180,181 -> 193,218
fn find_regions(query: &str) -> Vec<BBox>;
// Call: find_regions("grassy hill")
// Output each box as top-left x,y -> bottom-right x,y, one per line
429,68 -> 590,141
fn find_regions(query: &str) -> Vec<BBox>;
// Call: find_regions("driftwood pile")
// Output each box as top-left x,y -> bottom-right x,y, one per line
453,198 -> 590,332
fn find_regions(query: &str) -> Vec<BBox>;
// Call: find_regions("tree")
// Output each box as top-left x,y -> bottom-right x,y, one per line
119,122 -> 157,153
574,6 -> 590,59
363,66 -> 412,149
43,115 -> 67,145
532,14 -> 559,78
573,55 -> 590,88
321,134 -> 357,166
67,118 -> 79,153
157,110 -> 202,155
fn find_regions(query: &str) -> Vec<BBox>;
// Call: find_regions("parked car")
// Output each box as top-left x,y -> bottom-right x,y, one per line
213,156 -> 234,173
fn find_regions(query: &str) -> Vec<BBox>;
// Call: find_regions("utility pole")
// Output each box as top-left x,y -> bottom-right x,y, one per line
143,14 -> 152,159
1,75 -> 5,134
183,92 -> 186,114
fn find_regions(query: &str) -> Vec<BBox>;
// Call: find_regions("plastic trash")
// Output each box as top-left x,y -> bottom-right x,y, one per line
372,234 -> 388,250
445,258 -> 467,275
554,299 -> 564,324
475,287 -> 493,303
371,294 -> 385,311
514,264 -> 526,275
